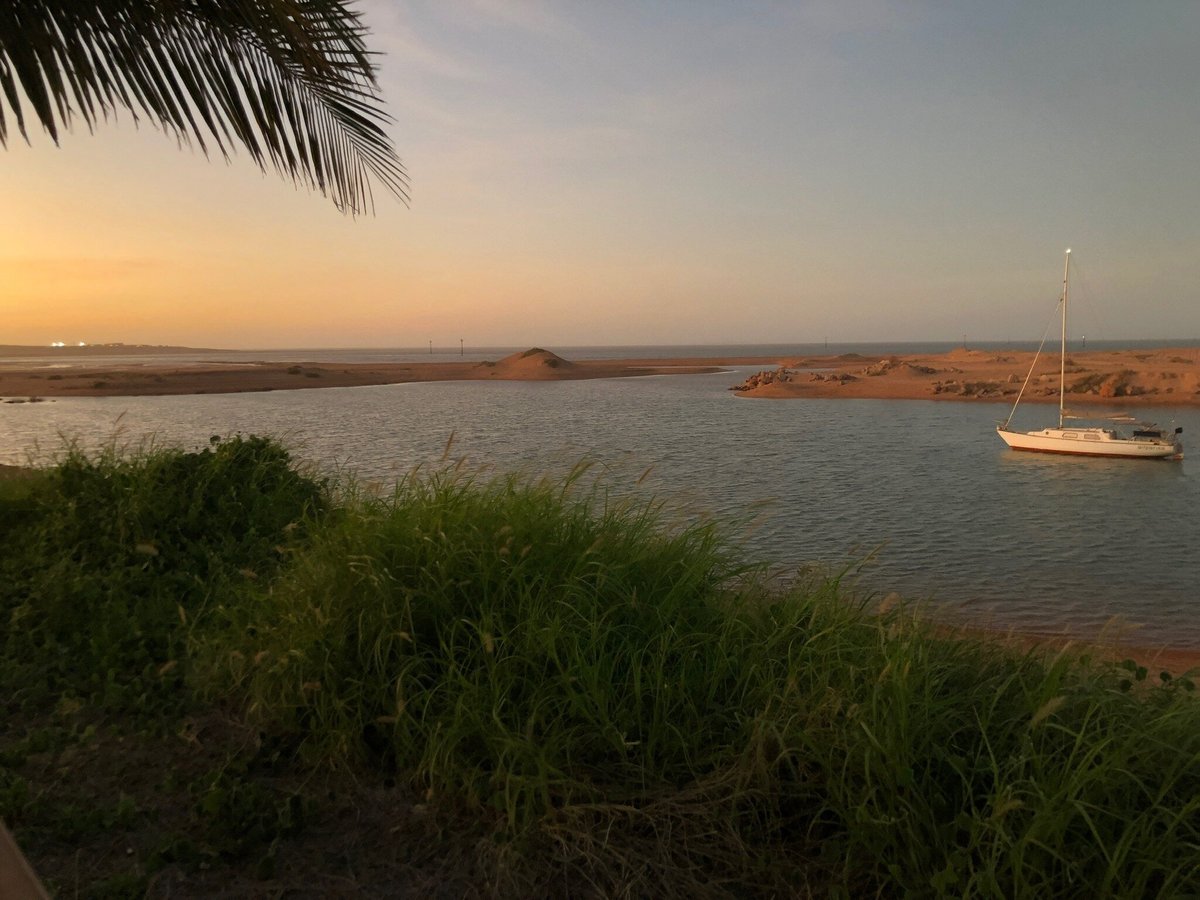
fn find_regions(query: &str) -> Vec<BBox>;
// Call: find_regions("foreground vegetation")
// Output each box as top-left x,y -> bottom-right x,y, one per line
2,438 -> 1199,897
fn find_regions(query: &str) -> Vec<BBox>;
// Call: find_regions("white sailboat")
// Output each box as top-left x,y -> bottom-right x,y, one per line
996,249 -> 1183,460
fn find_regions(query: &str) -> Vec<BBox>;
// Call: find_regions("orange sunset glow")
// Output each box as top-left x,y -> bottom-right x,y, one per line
3,2 -> 1199,349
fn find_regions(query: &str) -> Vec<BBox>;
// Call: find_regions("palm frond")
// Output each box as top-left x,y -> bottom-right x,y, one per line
0,0 -> 407,214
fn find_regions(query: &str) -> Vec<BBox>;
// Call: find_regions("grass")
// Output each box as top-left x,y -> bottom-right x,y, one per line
1,435 -> 325,716
2,438 -> 1200,896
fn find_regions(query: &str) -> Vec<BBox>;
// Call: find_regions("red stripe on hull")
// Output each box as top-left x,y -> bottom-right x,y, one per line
1007,446 -> 1181,461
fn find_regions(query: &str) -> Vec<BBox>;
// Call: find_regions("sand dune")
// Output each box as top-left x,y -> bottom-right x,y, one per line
733,347 -> 1200,407
474,348 -> 577,379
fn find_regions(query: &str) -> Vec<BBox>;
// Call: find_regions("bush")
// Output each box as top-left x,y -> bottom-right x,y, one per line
0,436 -> 326,711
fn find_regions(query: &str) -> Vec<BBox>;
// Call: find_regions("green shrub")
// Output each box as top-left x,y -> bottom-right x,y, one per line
0,435 -> 326,710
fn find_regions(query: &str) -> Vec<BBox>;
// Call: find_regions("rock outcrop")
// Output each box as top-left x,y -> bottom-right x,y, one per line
730,368 -> 796,391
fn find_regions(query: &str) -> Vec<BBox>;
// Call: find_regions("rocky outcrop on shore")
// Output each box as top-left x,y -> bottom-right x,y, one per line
811,372 -> 858,385
932,380 -> 1013,398
730,367 -> 797,391
732,366 -> 867,392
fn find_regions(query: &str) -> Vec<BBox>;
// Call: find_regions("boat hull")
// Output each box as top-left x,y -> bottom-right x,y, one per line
997,426 -> 1182,460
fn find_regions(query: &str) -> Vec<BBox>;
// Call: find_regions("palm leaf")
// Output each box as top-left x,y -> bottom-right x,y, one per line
0,0 -> 407,214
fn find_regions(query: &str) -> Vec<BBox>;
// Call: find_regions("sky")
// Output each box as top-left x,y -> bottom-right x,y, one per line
2,1 -> 1199,349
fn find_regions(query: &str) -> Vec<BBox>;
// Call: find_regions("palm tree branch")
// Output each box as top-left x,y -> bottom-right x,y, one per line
0,0 -> 407,213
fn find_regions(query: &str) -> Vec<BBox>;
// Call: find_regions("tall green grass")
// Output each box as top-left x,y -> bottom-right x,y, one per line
5,439 -> 1200,895
211,467 -> 757,800
206,461 -> 1200,896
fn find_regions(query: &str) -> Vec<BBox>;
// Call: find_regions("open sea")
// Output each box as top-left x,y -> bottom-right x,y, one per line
3,343 -> 1199,647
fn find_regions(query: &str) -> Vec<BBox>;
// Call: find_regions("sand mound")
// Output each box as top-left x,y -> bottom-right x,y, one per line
480,348 -> 576,379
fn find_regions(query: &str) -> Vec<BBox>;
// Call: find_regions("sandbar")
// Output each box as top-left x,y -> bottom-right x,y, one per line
734,346 -> 1200,407
0,348 -> 776,399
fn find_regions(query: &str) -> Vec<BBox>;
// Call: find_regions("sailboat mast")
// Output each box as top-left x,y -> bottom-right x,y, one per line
1059,248 -> 1070,429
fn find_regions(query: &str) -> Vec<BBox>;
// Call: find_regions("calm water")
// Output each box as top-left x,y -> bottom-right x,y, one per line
3,367 -> 1198,646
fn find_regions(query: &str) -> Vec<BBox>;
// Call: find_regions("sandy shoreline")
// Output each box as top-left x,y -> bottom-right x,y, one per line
735,346 -> 1200,406
0,348 -> 775,399
5,345 -> 1199,406
938,622 -> 1200,679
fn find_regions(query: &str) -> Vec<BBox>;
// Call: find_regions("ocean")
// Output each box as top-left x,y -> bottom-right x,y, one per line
7,339 -> 1200,368
3,347 -> 1199,646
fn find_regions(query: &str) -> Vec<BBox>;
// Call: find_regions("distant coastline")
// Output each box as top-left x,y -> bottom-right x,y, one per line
0,343 -> 223,358
5,338 -> 1200,363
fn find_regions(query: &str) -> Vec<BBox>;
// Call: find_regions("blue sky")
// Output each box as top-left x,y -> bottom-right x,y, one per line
2,1 -> 1198,348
